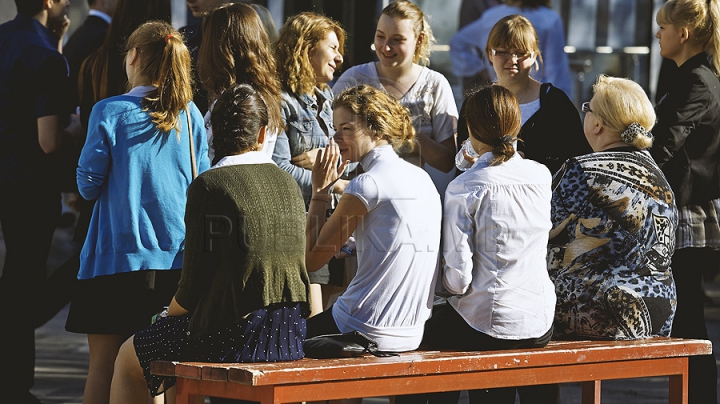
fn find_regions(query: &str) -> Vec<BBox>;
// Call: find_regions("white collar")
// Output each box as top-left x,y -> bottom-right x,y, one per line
211,150 -> 276,169
88,9 -> 112,25
125,85 -> 156,97
360,144 -> 395,171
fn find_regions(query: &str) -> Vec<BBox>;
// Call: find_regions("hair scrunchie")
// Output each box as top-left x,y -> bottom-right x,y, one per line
493,135 -> 514,148
621,122 -> 649,144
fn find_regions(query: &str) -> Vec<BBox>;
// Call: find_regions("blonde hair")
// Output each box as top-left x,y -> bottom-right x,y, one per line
591,75 -> 655,150
274,12 -> 346,96
465,85 -> 521,165
125,21 -> 192,134
486,14 -> 543,77
333,84 -> 415,152
657,0 -> 720,75
381,0 -> 436,66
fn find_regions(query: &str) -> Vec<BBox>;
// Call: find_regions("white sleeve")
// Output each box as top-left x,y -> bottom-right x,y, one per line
343,174 -> 381,211
430,73 -> 459,144
442,182 -> 474,295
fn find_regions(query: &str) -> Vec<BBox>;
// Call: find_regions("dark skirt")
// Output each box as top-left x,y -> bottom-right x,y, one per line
134,303 -> 307,396
66,269 -> 181,336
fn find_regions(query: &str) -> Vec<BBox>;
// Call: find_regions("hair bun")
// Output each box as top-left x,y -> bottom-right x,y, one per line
621,122 -> 649,144
492,134 -> 515,148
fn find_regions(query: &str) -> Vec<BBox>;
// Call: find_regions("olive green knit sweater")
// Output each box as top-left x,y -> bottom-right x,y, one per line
175,164 -> 311,338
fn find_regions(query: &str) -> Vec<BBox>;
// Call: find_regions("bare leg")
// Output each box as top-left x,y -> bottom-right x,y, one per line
83,334 -> 127,404
309,283 -> 323,317
110,336 -> 153,404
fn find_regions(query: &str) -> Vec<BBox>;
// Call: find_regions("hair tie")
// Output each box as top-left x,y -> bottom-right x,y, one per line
621,122 -> 649,144
493,135 -> 514,148
164,34 -> 174,43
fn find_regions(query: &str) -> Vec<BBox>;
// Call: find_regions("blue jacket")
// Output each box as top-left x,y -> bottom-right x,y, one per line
272,87 -> 334,206
76,91 -> 210,279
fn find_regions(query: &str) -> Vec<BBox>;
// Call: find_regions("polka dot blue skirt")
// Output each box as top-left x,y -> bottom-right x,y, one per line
134,303 -> 307,396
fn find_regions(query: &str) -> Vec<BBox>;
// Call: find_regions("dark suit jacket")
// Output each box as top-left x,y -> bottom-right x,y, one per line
180,23 -> 208,115
651,52 -> 720,207
64,15 -> 109,111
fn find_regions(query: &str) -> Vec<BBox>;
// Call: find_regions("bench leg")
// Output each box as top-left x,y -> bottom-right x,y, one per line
669,373 -> 689,404
581,380 -> 601,404
174,378 -> 204,404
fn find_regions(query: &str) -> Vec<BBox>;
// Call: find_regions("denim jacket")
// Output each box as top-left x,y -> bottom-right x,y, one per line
272,87 -> 335,206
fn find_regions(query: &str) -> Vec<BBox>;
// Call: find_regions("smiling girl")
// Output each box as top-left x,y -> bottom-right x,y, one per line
333,0 -> 458,195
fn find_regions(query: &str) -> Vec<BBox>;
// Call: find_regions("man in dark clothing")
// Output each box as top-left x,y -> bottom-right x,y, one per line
64,0 -> 116,113
31,0 -> 119,332
0,0 -> 72,402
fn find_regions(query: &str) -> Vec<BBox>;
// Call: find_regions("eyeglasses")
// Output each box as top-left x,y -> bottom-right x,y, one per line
581,102 -> 593,113
490,49 -> 534,60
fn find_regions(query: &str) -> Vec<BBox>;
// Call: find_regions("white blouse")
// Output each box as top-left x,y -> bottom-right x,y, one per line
443,151 -> 556,339
333,145 -> 442,352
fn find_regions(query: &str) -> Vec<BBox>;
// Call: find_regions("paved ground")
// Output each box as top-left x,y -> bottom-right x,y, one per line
1,217 -> 719,403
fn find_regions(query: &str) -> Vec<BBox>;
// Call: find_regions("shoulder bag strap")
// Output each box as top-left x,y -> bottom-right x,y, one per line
186,107 -> 197,180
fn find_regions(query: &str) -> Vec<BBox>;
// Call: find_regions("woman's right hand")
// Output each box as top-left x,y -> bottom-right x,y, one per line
312,139 -> 348,196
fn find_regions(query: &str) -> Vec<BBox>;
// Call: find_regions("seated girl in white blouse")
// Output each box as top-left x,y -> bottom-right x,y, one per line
305,84 -> 442,353
399,85 -> 557,404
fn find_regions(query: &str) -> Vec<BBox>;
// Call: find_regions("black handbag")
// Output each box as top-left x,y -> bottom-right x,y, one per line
303,331 -> 397,359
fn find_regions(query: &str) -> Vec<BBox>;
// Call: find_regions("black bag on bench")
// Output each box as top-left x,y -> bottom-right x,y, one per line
303,331 -> 397,358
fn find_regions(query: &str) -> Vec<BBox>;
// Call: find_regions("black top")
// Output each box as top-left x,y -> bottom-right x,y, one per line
0,14 -> 68,188
179,23 -> 208,115
651,52 -> 720,207
518,83 -> 592,175
63,15 -> 109,112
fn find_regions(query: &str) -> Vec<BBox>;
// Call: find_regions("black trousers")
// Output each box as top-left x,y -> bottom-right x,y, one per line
396,303 -> 559,404
670,247 -> 719,404
0,186 -> 60,402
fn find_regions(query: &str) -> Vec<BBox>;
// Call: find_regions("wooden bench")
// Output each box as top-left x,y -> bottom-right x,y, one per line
151,337 -> 711,404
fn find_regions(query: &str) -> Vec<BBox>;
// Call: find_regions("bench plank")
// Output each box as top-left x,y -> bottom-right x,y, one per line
152,338 -> 710,404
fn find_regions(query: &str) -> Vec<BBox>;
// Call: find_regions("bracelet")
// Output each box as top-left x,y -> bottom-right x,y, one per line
311,195 -> 332,203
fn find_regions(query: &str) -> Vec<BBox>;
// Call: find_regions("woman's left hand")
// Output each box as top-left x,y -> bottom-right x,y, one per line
312,139 -> 348,195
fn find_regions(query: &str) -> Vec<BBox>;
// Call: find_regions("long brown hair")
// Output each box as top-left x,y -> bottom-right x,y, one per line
78,0 -> 171,107
126,21 -> 193,133
465,85 -> 521,165
274,12 -> 346,96
198,3 -> 282,135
